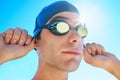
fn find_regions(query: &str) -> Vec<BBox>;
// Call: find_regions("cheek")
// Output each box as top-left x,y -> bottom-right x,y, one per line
39,36 -> 64,60
39,29 -> 69,62
39,40 -> 63,66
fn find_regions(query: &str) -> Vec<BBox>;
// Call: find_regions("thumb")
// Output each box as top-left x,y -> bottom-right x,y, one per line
83,48 -> 93,64
14,39 -> 35,58
0,34 -> 5,46
24,39 -> 35,52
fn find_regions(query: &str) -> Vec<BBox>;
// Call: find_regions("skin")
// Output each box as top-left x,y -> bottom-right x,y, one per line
0,12 -> 120,80
0,28 -> 34,64
84,43 -> 120,79
33,12 -> 83,80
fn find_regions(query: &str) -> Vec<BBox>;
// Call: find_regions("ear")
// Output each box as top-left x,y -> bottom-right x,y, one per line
34,39 -> 40,50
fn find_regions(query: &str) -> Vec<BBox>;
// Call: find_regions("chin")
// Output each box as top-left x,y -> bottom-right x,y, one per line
63,61 -> 81,72
65,58 -> 81,72
67,65 -> 79,72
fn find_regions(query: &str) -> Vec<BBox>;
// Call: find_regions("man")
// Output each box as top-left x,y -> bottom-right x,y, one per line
0,1 -> 120,80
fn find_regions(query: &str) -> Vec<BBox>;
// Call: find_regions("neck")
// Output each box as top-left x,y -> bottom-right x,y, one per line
33,60 -> 68,80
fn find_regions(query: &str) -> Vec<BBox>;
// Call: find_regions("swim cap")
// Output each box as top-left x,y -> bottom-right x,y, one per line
33,1 -> 79,38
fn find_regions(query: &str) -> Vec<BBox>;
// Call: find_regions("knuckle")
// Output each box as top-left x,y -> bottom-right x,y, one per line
13,29 -> 22,40
15,27 -> 22,32
20,35 -> 26,41
8,28 -> 14,31
23,29 -> 28,34
21,30 -> 28,37
5,34 -> 13,40
16,27 -> 21,29
21,35 -> 27,42
18,39 -> 25,45
92,42 -> 96,45
27,35 -> 32,39
12,35 -> 19,40
25,35 -> 32,45
6,28 -> 14,33
6,28 -> 14,34
86,43 -> 90,46
93,47 -> 96,51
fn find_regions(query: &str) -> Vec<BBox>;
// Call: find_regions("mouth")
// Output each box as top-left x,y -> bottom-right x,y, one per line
62,50 -> 81,56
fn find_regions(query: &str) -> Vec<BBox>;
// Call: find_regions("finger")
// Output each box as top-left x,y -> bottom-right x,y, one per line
83,48 -> 93,64
18,29 -> 28,46
4,28 -> 14,44
92,43 -> 102,55
25,39 -> 35,51
0,34 -> 5,47
0,34 -> 4,42
85,43 -> 92,53
25,35 -> 32,45
1,33 -> 6,41
21,39 -> 35,56
10,28 -> 22,44
92,43 -> 105,55
97,44 -> 105,55
86,43 -> 96,56
2,32 -> 6,38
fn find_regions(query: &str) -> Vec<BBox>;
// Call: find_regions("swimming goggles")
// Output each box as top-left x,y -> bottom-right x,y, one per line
44,20 -> 88,38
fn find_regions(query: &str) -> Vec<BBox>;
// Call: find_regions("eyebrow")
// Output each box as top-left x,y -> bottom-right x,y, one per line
48,15 -> 81,27
50,16 -> 71,22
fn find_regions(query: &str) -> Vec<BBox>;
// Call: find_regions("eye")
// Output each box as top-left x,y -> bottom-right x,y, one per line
56,22 -> 69,33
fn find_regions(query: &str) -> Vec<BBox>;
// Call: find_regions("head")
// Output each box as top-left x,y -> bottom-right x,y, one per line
33,1 -> 88,72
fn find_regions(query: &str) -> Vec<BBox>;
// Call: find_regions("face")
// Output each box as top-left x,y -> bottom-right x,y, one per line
36,12 -> 84,72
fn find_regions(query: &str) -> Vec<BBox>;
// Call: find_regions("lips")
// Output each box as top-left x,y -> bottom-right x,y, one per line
62,49 -> 81,55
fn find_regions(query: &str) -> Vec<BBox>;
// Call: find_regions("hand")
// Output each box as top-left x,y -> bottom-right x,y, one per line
0,28 -> 35,64
83,43 -> 120,79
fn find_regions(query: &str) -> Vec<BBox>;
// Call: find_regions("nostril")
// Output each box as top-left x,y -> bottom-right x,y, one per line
72,40 -> 77,42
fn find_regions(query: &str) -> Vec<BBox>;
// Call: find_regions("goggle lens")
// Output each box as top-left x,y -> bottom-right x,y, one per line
47,20 -> 88,38
56,22 -> 69,33
77,25 -> 88,38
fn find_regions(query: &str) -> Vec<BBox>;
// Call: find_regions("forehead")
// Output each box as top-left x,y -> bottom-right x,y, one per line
46,12 -> 80,25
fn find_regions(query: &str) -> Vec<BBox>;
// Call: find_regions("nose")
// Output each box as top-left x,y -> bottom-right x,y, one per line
69,30 -> 83,46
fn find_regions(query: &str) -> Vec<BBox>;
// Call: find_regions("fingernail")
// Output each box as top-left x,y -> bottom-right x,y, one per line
6,38 -> 10,43
88,48 -> 92,53
19,40 -> 24,45
26,39 -> 31,45
12,39 -> 17,44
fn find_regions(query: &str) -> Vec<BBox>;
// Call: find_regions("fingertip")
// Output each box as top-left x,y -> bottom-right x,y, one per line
101,48 -> 106,55
25,35 -> 32,45
5,28 -> 15,44
18,40 -> 24,46
26,39 -> 35,51
84,48 -> 89,56
10,39 -> 17,45
18,29 -> 29,45
83,48 -> 89,58
0,34 -> 3,40
83,48 -> 87,55
25,39 -> 31,45
83,48 -> 93,62
2,33 -> 6,37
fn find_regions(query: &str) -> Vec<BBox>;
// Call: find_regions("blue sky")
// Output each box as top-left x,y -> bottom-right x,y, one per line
0,0 -> 120,80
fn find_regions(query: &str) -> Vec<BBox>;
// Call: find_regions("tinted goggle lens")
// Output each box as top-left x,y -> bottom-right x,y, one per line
56,22 -> 69,33
47,20 -> 88,38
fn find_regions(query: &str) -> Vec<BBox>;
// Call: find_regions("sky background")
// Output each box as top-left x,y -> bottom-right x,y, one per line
0,0 -> 120,80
